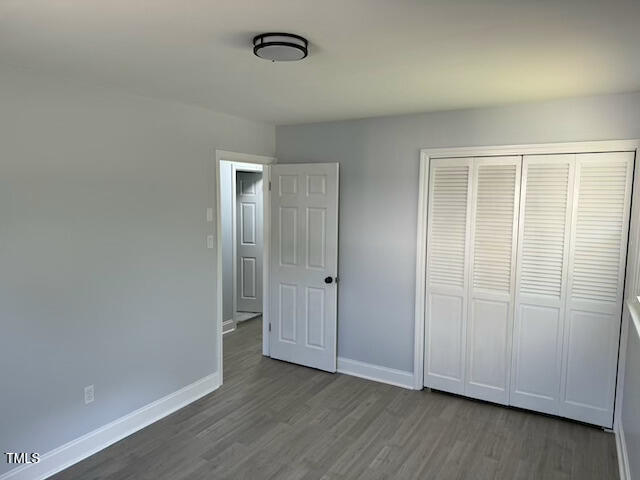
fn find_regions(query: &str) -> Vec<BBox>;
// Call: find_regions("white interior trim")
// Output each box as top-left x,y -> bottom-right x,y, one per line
0,372 -> 220,480
422,140 -> 640,159
618,300 -> 640,437
616,424 -> 631,480
337,357 -> 414,390
614,144 -> 640,433
412,152 -> 429,390
215,150 -> 275,379
414,140 -> 640,401
262,165 -> 272,356
629,301 -> 640,339
222,318 -> 235,335
216,150 -> 274,164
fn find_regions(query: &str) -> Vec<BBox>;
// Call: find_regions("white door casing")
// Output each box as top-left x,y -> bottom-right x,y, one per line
236,171 -> 263,313
269,163 -> 339,372
465,156 -> 521,405
560,151 -> 634,427
424,158 -> 473,394
511,154 -> 575,415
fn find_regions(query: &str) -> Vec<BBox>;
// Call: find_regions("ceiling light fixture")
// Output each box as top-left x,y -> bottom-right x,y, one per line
253,32 -> 308,62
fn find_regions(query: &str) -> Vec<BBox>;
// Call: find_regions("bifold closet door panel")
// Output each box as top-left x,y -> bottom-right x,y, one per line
560,151 -> 634,427
465,156 -> 521,405
510,155 -> 575,415
424,158 -> 473,393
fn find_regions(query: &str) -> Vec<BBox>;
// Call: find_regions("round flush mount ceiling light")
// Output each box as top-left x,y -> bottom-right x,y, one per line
253,33 -> 308,62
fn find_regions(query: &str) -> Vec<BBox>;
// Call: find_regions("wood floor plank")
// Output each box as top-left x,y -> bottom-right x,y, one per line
49,317 -> 619,480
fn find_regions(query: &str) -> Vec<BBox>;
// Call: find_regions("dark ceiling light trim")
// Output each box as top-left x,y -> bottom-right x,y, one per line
253,32 -> 308,62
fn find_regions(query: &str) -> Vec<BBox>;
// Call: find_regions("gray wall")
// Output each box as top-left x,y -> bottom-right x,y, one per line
0,68 -> 274,474
622,321 -> 640,479
276,91 -> 640,373
220,161 -> 234,321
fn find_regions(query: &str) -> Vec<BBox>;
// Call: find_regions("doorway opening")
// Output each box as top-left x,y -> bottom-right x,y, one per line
221,161 -> 264,334
215,151 -> 340,386
216,151 -> 274,384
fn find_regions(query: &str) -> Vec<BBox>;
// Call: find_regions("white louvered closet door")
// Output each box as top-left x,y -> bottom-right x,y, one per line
560,152 -> 634,427
465,157 -> 521,405
510,155 -> 575,415
424,158 -> 473,393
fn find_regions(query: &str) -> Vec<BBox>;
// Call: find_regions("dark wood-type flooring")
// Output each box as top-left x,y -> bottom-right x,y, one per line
51,317 -> 619,479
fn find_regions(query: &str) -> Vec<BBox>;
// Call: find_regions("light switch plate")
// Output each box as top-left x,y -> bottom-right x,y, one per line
84,385 -> 94,404
206,208 -> 213,222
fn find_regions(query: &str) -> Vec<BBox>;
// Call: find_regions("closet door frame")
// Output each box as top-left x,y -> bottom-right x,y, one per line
415,141 -> 639,431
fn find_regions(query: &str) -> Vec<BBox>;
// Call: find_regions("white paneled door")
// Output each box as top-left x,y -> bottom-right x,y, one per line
560,152 -> 633,427
269,163 -> 339,372
511,155 -> 575,415
465,157 -> 521,405
511,152 -> 633,427
424,156 -> 521,405
236,171 -> 263,313
424,158 -> 473,394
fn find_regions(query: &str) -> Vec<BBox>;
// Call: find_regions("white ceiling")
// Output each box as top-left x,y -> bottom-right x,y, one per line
2,0 -> 640,125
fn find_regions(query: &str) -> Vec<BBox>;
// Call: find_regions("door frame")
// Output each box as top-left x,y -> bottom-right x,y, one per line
414,140 -> 639,430
215,150 -> 275,385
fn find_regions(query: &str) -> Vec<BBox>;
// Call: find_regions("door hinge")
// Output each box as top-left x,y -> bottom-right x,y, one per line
269,323 -> 271,332
268,181 -> 272,191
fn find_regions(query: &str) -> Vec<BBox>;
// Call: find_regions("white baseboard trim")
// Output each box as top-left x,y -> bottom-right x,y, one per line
337,357 -> 414,390
0,372 -> 221,480
616,424 -> 631,480
222,319 -> 236,334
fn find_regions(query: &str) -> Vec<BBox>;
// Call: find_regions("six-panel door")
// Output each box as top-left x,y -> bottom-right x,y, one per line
269,163 -> 339,372
236,171 -> 263,313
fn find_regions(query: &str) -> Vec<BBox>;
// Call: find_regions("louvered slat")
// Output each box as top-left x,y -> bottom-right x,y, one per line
570,161 -> 629,303
428,165 -> 469,287
472,164 -> 517,293
519,163 -> 570,298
